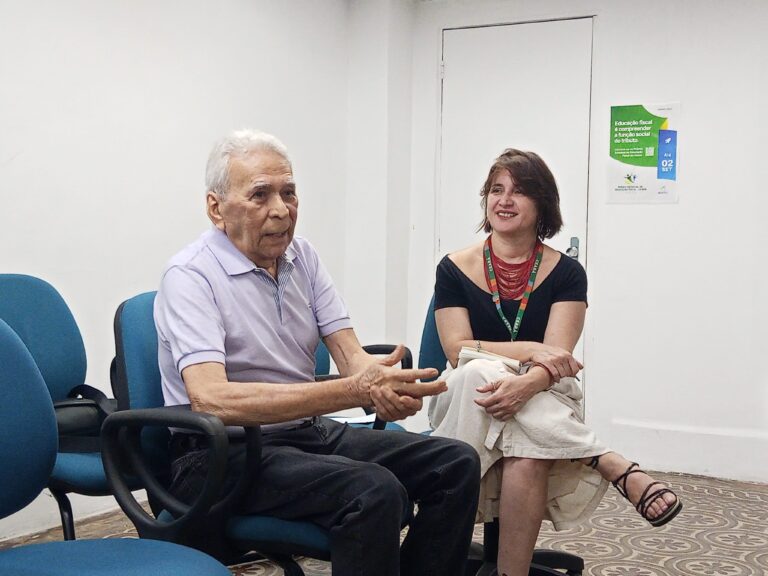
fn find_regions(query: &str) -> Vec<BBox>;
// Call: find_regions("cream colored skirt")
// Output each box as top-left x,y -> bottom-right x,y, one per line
428,358 -> 609,531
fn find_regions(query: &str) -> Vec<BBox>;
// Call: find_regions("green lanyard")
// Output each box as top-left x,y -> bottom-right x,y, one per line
483,238 -> 544,341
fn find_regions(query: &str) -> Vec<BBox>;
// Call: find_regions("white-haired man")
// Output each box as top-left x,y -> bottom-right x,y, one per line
155,129 -> 480,576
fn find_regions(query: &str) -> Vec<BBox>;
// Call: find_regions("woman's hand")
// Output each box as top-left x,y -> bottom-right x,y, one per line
529,344 -> 582,381
474,371 -> 546,421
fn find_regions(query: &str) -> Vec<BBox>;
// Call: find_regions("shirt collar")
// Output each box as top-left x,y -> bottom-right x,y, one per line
206,228 -> 297,277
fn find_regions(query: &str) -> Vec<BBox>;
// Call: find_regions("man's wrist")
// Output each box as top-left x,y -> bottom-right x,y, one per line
344,374 -> 372,407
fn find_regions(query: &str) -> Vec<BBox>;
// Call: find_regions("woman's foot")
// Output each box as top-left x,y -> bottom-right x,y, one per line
611,462 -> 682,526
581,454 -> 683,526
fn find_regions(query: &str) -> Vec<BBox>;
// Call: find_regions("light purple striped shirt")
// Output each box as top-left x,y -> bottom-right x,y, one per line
155,229 -> 352,424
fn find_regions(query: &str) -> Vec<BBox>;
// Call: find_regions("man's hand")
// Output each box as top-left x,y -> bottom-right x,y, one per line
350,348 -> 447,421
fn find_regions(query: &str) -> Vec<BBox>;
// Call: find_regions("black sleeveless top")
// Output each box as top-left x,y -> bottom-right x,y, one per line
434,253 -> 587,343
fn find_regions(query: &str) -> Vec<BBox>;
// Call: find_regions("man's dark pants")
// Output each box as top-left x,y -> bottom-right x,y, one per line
171,417 -> 481,576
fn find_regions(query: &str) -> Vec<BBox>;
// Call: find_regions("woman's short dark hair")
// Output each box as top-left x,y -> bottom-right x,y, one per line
478,149 -> 563,239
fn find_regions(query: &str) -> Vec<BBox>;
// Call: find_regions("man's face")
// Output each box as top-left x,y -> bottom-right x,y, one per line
207,149 -> 297,269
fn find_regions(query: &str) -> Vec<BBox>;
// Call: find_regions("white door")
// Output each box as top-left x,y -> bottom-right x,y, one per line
439,17 -> 592,258
438,17 -> 593,366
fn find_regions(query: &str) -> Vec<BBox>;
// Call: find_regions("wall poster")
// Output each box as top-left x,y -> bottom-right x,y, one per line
608,103 -> 679,203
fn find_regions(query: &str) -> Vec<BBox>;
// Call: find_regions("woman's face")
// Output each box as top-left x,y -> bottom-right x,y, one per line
485,169 -> 539,237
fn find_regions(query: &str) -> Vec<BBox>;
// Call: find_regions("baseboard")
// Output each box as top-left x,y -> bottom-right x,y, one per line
608,419 -> 768,483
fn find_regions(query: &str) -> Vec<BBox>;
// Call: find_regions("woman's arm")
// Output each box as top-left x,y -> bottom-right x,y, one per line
529,300 -> 586,380
435,301 -> 585,375
471,302 -> 586,420
435,306 -> 543,368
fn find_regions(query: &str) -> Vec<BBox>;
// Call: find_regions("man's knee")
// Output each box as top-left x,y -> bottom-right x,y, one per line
454,440 -> 481,485
348,464 -> 410,522
429,437 -> 481,492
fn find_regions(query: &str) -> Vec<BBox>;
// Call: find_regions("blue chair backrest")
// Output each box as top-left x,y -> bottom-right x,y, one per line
114,292 -> 329,408
112,291 -> 173,471
113,291 -> 162,411
0,319 -> 58,519
314,340 -> 331,376
418,295 -> 447,380
0,274 -> 87,401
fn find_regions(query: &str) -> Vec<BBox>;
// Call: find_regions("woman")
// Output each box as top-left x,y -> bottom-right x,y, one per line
428,149 -> 682,576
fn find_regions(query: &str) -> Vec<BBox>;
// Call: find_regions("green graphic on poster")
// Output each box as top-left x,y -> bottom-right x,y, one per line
608,102 -> 679,204
610,105 -> 668,167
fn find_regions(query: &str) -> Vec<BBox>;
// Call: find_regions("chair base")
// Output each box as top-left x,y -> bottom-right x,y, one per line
532,549 -> 584,575
464,521 -> 584,576
467,557 -> 583,576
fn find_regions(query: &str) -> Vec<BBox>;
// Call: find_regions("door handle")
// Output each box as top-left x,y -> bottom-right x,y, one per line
565,237 -> 580,260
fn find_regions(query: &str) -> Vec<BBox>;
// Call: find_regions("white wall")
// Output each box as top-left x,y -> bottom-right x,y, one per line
2,0 -> 767,544
343,0 -> 415,345
0,0 -> 351,540
405,0 -> 768,482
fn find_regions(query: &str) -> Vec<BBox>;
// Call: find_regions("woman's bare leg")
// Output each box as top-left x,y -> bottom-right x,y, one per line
580,452 -> 677,519
497,457 -> 554,576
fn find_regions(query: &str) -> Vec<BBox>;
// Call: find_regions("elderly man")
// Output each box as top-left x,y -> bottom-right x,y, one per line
154,129 -> 480,576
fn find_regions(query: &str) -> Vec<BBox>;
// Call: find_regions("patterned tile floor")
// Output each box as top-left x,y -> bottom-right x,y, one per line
2,472 -> 766,575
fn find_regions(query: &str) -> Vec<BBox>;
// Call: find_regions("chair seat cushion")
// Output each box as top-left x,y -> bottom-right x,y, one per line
51,453 -> 140,494
226,514 -> 330,551
0,538 -> 230,576
381,422 -> 405,432
155,509 -> 330,556
50,452 -> 111,493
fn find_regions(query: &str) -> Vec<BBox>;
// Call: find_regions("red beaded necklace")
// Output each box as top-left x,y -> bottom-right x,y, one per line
486,235 -> 542,300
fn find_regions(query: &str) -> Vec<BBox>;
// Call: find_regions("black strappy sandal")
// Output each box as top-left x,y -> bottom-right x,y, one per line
570,454 -> 602,468
612,462 -> 683,527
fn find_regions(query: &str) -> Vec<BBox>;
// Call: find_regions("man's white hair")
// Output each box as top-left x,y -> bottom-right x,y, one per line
205,129 -> 291,197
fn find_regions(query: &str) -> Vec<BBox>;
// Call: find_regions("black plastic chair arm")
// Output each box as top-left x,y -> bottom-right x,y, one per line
208,425 -> 262,517
67,383 -> 116,418
362,344 -> 413,369
102,406 -> 260,541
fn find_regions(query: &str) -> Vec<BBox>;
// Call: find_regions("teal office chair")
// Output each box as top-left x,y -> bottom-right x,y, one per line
419,295 -> 584,576
107,291 -> 410,574
0,318 -> 232,576
0,273 -> 126,540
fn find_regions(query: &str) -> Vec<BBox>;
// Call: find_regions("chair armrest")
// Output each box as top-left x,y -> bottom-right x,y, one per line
101,406 -> 261,542
362,344 -> 413,369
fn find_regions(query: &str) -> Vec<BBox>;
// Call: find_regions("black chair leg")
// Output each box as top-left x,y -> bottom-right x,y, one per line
266,553 -> 305,576
50,488 -> 75,540
475,562 -> 497,576
465,541 -> 484,575
483,519 -> 500,560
